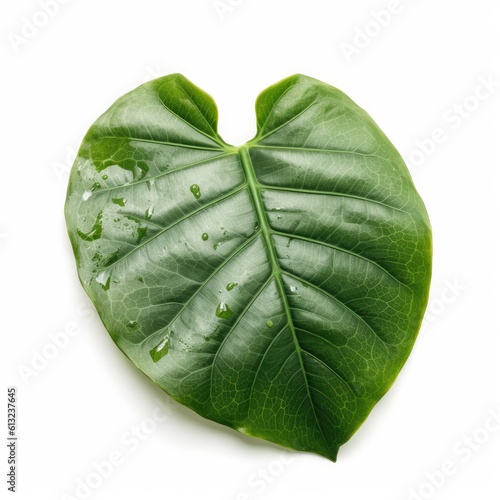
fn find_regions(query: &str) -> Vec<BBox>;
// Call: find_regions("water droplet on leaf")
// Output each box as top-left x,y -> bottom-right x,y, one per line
134,161 -> 149,180
112,198 -> 126,207
190,184 -> 201,199
150,332 -> 172,362
215,302 -> 235,320
77,211 -> 103,241
201,233 -> 209,241
137,226 -> 148,243
95,270 -> 111,291
145,205 -> 154,220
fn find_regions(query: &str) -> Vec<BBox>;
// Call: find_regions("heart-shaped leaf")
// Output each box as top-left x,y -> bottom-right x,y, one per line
65,74 -> 432,461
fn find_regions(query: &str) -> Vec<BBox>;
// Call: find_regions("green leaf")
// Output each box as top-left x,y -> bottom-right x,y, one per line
65,74 -> 432,461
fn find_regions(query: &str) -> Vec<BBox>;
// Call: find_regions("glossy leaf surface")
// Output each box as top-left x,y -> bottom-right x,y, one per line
65,74 -> 432,460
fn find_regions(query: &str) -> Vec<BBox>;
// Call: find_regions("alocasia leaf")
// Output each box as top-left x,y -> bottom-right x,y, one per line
65,74 -> 432,461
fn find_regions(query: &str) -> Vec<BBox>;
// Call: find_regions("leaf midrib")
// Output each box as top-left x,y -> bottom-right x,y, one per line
238,145 -> 329,454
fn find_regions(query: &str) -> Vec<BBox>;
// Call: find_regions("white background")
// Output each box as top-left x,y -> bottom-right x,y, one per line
2,0 -> 499,499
